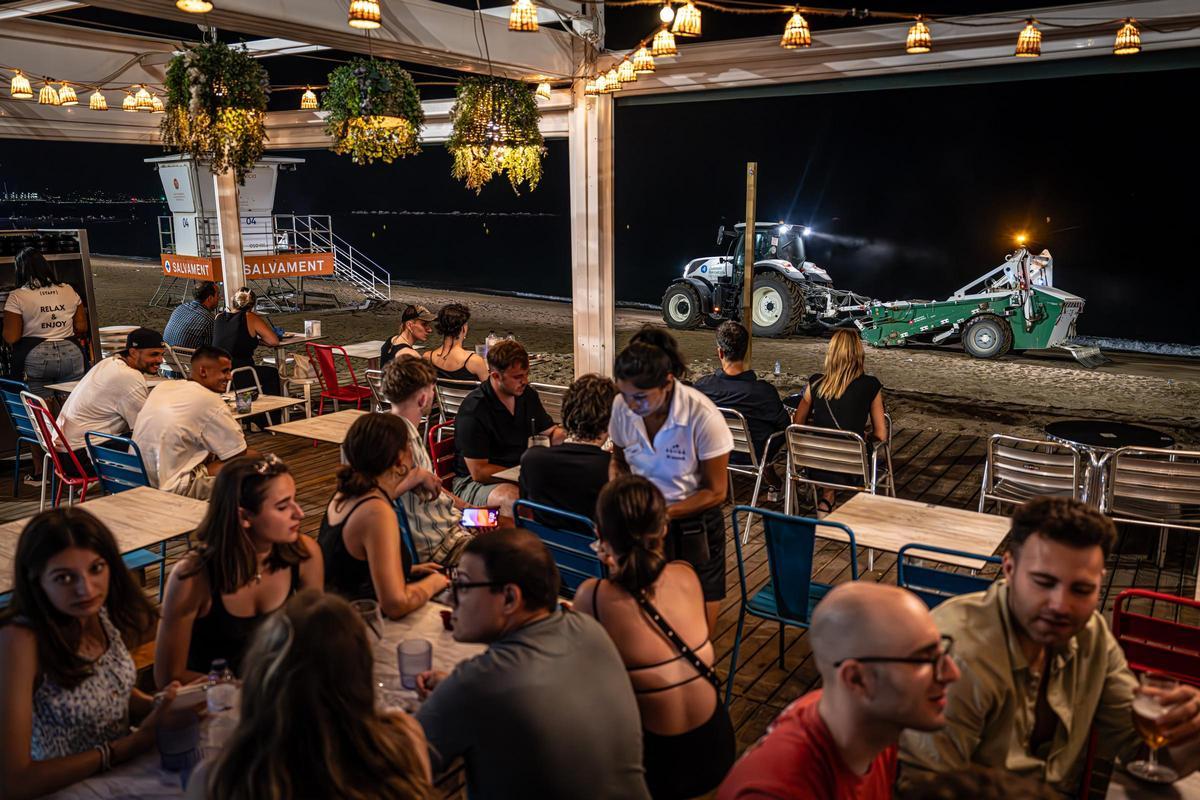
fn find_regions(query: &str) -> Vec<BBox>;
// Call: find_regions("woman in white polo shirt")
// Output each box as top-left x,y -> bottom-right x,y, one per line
2,248 -> 87,397
609,332 -> 733,633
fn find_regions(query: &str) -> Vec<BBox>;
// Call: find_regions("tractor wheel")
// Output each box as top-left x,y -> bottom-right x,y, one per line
751,272 -> 806,337
661,283 -> 704,330
962,315 -> 1013,359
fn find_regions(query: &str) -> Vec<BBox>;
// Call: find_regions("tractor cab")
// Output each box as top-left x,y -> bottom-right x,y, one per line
719,222 -> 832,284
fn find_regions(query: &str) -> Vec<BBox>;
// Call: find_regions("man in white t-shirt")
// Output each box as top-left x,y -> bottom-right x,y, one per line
133,345 -> 253,499
54,327 -> 166,475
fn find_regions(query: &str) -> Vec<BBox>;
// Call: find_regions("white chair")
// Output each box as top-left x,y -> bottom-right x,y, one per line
434,378 -> 479,423
978,434 -> 1084,513
530,382 -> 568,425
719,407 -> 784,544
162,344 -> 194,379
1101,446 -> 1200,600
229,366 -> 264,395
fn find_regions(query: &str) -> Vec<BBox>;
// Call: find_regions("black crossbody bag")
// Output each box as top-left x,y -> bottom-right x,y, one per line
635,592 -> 721,691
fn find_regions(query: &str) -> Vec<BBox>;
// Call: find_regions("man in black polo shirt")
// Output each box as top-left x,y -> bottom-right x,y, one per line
694,321 -> 789,496
453,339 -> 560,516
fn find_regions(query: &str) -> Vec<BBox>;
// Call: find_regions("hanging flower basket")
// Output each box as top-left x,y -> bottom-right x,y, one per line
323,58 -> 424,165
447,76 -> 545,194
160,41 -> 269,184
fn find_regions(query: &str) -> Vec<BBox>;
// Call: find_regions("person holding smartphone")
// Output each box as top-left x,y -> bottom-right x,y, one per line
609,330 -> 733,633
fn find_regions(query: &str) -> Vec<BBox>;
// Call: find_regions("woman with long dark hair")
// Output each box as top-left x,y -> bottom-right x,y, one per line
0,508 -> 180,799
575,476 -> 734,800
318,413 -> 449,618
609,328 -> 733,633
2,247 -> 88,396
155,454 -> 323,684
423,303 -> 488,381
188,590 -> 433,800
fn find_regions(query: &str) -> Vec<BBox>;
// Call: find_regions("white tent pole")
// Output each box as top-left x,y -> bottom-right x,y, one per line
213,170 -> 246,307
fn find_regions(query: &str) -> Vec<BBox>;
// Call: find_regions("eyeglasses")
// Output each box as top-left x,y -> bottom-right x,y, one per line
252,453 -> 286,475
833,635 -> 957,681
447,567 -> 503,605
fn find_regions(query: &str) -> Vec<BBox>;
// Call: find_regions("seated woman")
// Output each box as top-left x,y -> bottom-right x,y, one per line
381,304 -> 435,364
318,412 -> 450,618
575,476 -> 734,800
155,454 -> 323,685
186,590 -> 432,800
212,288 -> 283,400
424,302 -> 489,382
791,328 -> 887,515
0,508 -> 181,800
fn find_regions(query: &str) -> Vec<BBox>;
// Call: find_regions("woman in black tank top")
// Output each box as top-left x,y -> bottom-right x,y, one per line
318,413 -> 449,619
381,303 -> 435,365
153,454 -> 323,684
212,289 -> 284,417
424,302 -> 488,382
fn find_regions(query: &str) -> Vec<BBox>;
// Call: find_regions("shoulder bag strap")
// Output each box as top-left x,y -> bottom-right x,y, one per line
634,592 -> 721,690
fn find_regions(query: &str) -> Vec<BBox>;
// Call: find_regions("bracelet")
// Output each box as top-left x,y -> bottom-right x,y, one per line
94,741 -> 112,773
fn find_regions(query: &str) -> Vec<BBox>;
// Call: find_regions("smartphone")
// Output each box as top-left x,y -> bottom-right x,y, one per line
461,507 -> 500,528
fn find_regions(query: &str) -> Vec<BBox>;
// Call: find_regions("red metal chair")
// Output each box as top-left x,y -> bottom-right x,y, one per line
1112,589 -> 1200,687
306,343 -> 373,415
21,391 -> 98,510
427,421 -> 456,490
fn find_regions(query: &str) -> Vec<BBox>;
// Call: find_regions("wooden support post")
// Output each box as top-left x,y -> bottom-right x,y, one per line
213,169 -> 246,308
742,162 -> 758,368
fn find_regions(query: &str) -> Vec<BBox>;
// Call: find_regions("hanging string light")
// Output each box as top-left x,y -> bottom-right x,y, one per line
122,91 -> 137,112
300,86 -> 319,109
535,81 -> 552,100
151,93 -> 165,113
651,27 -> 678,57
594,73 -> 609,94
906,15 -> 932,53
58,82 -> 78,106
1113,18 -> 1141,55
585,78 -> 599,95
347,0 -> 381,29
38,83 -> 60,105
671,0 -> 701,36
605,68 -> 622,91
658,2 -> 674,23
508,0 -> 539,32
134,84 -> 154,111
10,70 -> 33,100
89,89 -> 107,110
780,11 -> 811,49
617,59 -> 636,83
175,0 -> 213,11
1015,18 -> 1041,57
632,46 -> 656,73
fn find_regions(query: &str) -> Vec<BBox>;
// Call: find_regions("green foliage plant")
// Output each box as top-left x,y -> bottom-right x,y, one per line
447,76 -> 545,194
323,58 -> 424,165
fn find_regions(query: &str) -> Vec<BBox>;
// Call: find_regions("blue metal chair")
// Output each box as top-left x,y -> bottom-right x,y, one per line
726,505 -> 859,705
393,500 -> 419,567
1,378 -> 42,498
83,431 -> 168,599
513,499 -> 606,599
896,543 -> 1001,609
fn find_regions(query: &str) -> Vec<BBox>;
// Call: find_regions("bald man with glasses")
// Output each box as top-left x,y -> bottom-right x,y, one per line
718,583 -> 959,800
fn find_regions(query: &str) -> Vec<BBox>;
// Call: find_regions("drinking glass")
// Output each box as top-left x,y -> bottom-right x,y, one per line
351,599 -> 383,640
1127,672 -> 1179,783
398,639 -> 433,690
527,434 -> 550,448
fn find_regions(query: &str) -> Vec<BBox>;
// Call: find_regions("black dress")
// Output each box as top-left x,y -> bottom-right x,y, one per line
805,372 -> 883,486
186,561 -> 301,676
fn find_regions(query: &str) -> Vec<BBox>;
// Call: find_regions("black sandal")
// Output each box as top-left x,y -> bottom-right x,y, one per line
817,497 -> 835,515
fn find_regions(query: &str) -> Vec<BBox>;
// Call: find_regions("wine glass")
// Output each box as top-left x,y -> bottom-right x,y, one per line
1127,671 -> 1179,783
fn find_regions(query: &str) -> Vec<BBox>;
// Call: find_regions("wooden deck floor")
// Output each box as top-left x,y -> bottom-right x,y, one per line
2,425 -> 1196,792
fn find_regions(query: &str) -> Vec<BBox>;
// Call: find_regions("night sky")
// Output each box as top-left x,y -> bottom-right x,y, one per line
1,59 -> 1197,344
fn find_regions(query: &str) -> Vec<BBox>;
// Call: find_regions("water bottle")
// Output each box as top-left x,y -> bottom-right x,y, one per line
774,360 -> 781,376
206,659 -> 235,714
505,331 -> 515,340
484,331 -> 500,357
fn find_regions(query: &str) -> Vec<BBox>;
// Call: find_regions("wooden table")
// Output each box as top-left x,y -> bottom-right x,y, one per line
46,374 -> 169,394
228,394 -> 310,422
0,487 -> 208,594
341,340 -> 387,369
821,493 -> 1011,569
266,409 -> 367,445
493,465 -> 521,483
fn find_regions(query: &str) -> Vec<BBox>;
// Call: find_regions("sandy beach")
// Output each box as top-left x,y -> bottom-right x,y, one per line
92,257 -> 1200,446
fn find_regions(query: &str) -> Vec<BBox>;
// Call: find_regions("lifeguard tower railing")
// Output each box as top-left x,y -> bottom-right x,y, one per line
152,213 -> 391,310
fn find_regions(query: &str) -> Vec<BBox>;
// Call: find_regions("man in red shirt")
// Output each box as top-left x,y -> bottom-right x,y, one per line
718,583 -> 959,799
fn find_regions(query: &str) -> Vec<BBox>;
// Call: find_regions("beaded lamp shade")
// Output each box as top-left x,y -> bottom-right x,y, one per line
455,83 -> 541,149
300,87 -> 318,109
348,0 -> 381,29
906,17 -> 932,53
671,1 -> 700,37
594,74 -> 609,93
585,78 -> 599,95
780,13 -> 811,49
135,85 -> 154,111
10,71 -> 33,100
38,84 -> 60,105
605,68 -> 621,91
122,92 -> 137,111
1113,19 -> 1141,55
535,81 -> 551,101
651,27 -> 678,56
151,93 -> 165,113
1015,19 -> 1041,57
509,0 -> 539,32
89,90 -> 108,110
176,0 -> 213,11
58,83 -> 78,106
632,47 -> 656,73
617,59 -> 636,83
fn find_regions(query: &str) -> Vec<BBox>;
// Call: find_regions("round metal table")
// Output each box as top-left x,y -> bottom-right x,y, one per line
1044,420 -> 1175,504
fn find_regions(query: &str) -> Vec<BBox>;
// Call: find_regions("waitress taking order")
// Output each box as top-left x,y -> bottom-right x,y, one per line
609,335 -> 733,633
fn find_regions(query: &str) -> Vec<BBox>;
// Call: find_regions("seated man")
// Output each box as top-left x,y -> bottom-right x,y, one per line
694,320 -> 789,494
54,327 -> 165,475
519,373 -> 615,522
719,582 -> 959,799
899,497 -> 1200,795
416,530 -> 650,799
382,356 -> 474,564
452,339 -> 560,517
132,345 -> 253,499
162,280 -> 219,354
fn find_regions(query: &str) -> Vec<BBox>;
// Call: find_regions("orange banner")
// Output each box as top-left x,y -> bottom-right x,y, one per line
159,253 -> 335,282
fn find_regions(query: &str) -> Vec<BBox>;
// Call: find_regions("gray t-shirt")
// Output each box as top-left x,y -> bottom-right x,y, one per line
417,609 -> 650,800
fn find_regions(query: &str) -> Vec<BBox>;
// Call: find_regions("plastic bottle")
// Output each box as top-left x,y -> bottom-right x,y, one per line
206,659 -> 235,713
774,360 -> 781,376
484,331 -> 500,356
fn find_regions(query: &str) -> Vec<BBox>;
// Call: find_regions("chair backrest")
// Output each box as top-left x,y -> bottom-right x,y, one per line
1105,446 -> 1200,514
229,365 -> 263,395
785,423 -> 870,487
426,421 -> 457,489
719,407 -> 758,466
84,432 -> 150,494
733,505 -> 858,624
984,434 -> 1082,501
1112,589 -> 1200,687
364,369 -> 386,412
163,344 -> 194,379
434,378 -> 478,422
513,499 -> 605,598
529,382 -> 568,425
896,543 -> 1002,608
0,378 -> 38,442
393,500 -> 419,566
21,392 -> 90,484
306,343 -> 361,392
